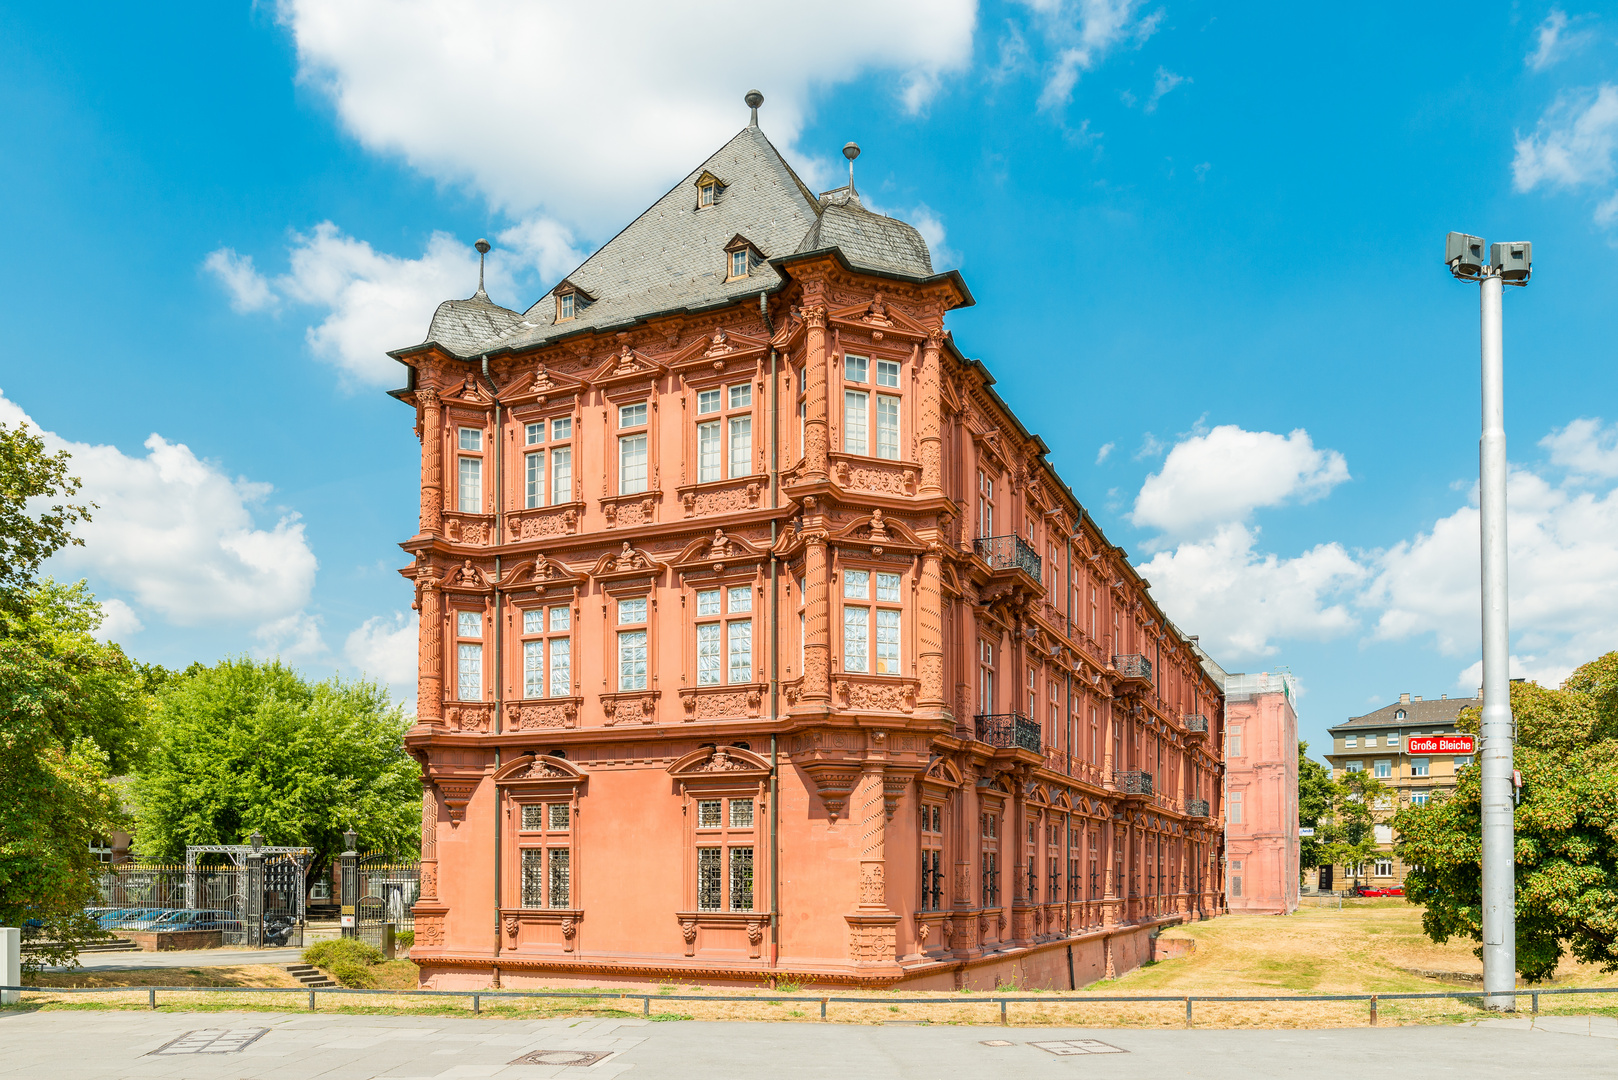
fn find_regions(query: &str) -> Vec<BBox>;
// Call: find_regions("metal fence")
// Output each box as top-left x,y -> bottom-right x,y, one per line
358,861 -> 420,932
974,713 -> 1042,753
93,858 -> 307,947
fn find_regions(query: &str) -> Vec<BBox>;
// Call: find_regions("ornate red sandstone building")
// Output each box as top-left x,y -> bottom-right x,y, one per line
390,97 -> 1227,990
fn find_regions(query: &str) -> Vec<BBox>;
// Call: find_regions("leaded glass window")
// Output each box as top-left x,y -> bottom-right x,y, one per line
457,643 -> 482,700
697,421 -> 721,482
696,589 -> 721,617
728,619 -> 751,683
696,623 -> 721,685
550,445 -> 571,504
549,638 -> 570,697
523,640 -> 544,698
875,572 -> 900,602
875,359 -> 900,387
843,606 -> 869,673
619,433 -> 647,494
729,416 -> 751,478
458,455 -> 481,513
618,629 -> 647,691
458,611 -> 481,638
875,609 -> 900,675
876,394 -> 899,459
525,450 -> 544,508
727,585 -> 751,612
844,390 -> 868,455
844,355 -> 868,384
697,848 -> 722,911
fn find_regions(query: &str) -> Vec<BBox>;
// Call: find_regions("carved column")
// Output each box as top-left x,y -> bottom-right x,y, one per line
918,330 -> 944,495
802,304 -> 829,482
847,760 -> 900,970
419,388 -> 443,535
1102,698 -> 1116,789
418,578 -> 444,725
419,783 -> 439,900
801,533 -> 831,703
917,547 -> 944,710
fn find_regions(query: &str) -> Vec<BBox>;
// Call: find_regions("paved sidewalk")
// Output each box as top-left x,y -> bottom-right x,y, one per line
46,947 -> 303,972
0,1009 -> 1614,1079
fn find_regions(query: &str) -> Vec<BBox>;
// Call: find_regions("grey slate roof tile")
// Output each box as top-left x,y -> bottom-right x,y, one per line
402,123 -> 938,359
1328,697 -> 1480,732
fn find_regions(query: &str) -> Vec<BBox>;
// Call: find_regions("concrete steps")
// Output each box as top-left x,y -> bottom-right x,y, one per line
286,963 -> 337,988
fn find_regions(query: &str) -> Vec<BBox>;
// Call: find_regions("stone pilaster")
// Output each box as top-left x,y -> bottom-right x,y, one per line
419,783 -> 439,900
418,579 -> 443,725
917,548 -> 944,710
917,330 -> 944,495
801,533 -> 830,703
419,388 -> 443,536
802,304 -> 829,483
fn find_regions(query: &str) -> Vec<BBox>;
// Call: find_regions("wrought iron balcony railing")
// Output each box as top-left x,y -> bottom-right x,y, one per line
1186,798 -> 1210,818
974,713 -> 1042,754
973,534 -> 1042,581
1116,769 -> 1154,795
1183,713 -> 1209,734
1113,654 -> 1152,681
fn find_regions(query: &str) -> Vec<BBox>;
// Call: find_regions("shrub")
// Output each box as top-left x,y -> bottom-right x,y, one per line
327,960 -> 375,988
303,938 -> 382,969
395,930 -> 414,951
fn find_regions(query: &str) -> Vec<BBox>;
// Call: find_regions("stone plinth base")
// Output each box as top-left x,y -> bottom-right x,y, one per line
125,930 -> 223,951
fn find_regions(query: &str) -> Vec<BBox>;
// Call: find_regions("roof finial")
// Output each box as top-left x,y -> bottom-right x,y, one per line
843,142 -> 861,192
745,89 -> 764,128
474,238 -> 490,299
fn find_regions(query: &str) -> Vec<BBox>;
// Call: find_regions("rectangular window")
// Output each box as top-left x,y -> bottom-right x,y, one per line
1411,791 -> 1430,806
728,619 -> 752,683
697,848 -> 722,911
559,292 -> 574,319
1412,758 -> 1429,777
1345,735 -> 1357,748
843,570 -> 869,599
548,848 -> 570,907
1347,761 -> 1364,773
618,629 -> 648,691
729,847 -> 754,910
458,611 -> 481,638
1366,734 -> 1378,747
619,403 -> 647,428
525,450 -> 544,508
730,798 -> 754,828
875,572 -> 900,602
550,446 -> 571,504
525,422 -> 544,445
523,640 -> 544,698
727,585 -> 751,612
458,456 -> 481,513
520,805 -> 545,831
1374,760 -> 1392,779
552,417 -> 572,440
843,605 -> 869,673
1374,858 -> 1393,878
458,427 -> 482,451
697,799 -> 722,828
1454,756 -> 1473,769
521,849 -> 544,908
697,623 -> 722,685
1229,791 -> 1243,824
548,637 -> 570,697
729,383 -> 751,409
697,589 -> 722,616
1228,730 -> 1243,757
845,355 -> 868,384
697,389 -> 721,414
875,359 -> 900,387
844,389 -> 868,455
875,609 -> 899,675
549,803 -> 570,830
729,416 -> 752,478
697,421 -> 721,482
619,433 -> 648,494
875,394 -> 900,460
457,643 -> 482,701
619,597 -> 646,624
730,249 -> 748,278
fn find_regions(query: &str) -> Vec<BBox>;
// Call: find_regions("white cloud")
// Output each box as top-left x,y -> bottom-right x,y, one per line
1135,524 -> 1367,662
276,0 -> 978,228
1144,67 -> 1186,113
0,388 -> 318,630
1361,465 -> 1618,686
907,204 -> 961,269
345,611 -> 419,708
93,598 -> 144,643
1095,441 -> 1115,464
202,249 -> 278,313
1541,416 -> 1618,479
1131,425 -> 1350,539
255,610 -> 327,662
1526,9 -> 1594,72
1016,0 -> 1161,112
1512,84 -> 1618,224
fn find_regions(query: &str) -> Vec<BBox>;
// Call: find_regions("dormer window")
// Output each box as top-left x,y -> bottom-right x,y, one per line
700,182 -> 716,207
723,234 -> 761,282
559,292 -> 575,320
695,171 -> 724,209
551,279 -> 593,324
730,249 -> 749,278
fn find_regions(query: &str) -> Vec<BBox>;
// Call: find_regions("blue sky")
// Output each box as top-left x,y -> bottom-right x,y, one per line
3,2 -> 1617,759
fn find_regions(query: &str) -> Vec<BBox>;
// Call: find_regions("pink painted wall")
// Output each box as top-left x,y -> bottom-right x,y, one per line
1223,689 -> 1298,914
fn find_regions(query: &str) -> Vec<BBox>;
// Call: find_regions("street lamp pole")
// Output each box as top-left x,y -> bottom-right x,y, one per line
1446,233 -> 1531,1011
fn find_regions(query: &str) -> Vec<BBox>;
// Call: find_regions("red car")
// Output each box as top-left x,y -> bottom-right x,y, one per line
1352,885 -> 1404,897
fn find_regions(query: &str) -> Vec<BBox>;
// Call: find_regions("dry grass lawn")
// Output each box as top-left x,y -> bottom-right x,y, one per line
12,902 -> 1615,1028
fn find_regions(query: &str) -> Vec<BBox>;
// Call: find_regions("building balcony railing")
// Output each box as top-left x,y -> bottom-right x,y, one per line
974,713 -> 1042,754
1116,769 -> 1154,796
1112,653 -> 1152,681
1186,798 -> 1210,818
1183,713 -> 1209,735
973,534 -> 1042,581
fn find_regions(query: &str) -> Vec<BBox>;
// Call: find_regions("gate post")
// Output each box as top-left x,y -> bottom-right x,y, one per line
245,833 -> 265,948
340,830 -> 359,940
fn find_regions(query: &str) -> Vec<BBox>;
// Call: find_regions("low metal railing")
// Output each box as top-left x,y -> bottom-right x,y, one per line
1186,799 -> 1210,818
5,982 -> 1613,1027
1183,714 -> 1208,733
1116,769 -> 1154,795
974,713 -> 1042,753
973,535 -> 1042,580
1113,654 -> 1152,680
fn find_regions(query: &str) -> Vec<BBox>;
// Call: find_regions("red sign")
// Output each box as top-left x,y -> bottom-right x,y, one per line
1406,734 -> 1475,755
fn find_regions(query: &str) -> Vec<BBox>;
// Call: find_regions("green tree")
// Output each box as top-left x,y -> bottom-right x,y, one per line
0,422 -> 92,597
1395,656 -> 1618,982
1317,768 -> 1393,889
1297,740 -> 1335,874
133,658 -> 420,886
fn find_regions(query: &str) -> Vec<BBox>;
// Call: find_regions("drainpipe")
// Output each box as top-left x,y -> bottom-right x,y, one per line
483,354 -> 504,974
760,291 -> 781,971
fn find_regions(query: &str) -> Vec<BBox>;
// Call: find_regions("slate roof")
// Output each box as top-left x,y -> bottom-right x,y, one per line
398,121 -> 942,360
1328,696 -> 1480,733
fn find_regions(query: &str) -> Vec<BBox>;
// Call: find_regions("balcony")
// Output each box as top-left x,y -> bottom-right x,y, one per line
1112,653 -> 1153,692
973,535 -> 1042,582
1186,799 -> 1210,818
1183,713 -> 1209,739
974,713 -> 1042,754
1115,769 -> 1154,796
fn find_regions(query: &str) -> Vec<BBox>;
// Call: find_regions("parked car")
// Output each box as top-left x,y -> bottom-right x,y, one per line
1351,885 -> 1405,898
109,908 -> 170,929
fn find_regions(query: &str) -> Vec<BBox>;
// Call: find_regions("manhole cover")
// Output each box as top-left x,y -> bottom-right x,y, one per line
510,1049 -> 613,1067
149,1029 -> 269,1055
980,1039 -> 1016,1046
1029,1039 -> 1127,1055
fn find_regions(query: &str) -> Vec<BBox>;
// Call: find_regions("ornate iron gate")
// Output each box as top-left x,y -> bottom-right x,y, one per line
260,854 -> 306,948
355,892 -> 388,951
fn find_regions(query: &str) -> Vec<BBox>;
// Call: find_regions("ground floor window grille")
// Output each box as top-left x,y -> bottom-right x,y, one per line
521,850 -> 544,908
920,850 -> 943,910
548,849 -> 570,907
981,852 -> 999,906
1049,857 -> 1060,902
1068,858 -> 1081,901
729,847 -> 754,911
698,848 -> 722,910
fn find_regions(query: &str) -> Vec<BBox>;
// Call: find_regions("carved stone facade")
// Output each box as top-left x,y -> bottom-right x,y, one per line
394,110 -> 1226,991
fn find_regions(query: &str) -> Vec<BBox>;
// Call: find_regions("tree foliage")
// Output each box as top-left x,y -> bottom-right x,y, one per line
1297,740 -> 1335,872
1395,655 -> 1618,982
0,422 -> 92,597
133,658 -> 420,885
1308,766 -> 1393,887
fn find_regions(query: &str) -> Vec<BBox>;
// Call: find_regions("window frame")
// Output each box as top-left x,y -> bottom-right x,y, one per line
454,607 -> 484,702
690,579 -> 756,687
518,602 -> 575,700
838,564 -> 905,676
839,353 -> 904,460
513,410 -> 577,510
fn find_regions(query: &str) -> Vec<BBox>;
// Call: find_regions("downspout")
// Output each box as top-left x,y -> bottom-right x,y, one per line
483,354 -> 504,977
761,291 -> 781,973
